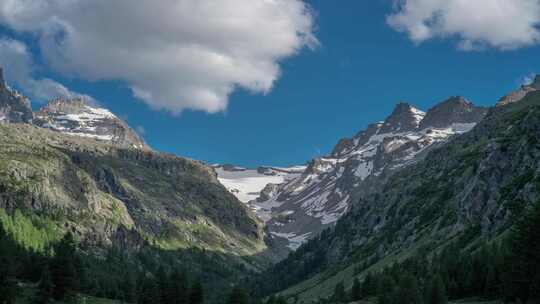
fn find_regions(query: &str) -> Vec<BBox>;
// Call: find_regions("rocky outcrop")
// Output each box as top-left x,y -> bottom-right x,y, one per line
379,102 -> 425,133
419,96 -> 488,129
497,75 -> 540,106
34,98 -> 148,149
0,68 -> 33,123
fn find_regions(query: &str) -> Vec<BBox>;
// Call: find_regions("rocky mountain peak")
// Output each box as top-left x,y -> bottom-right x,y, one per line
379,102 -> 425,133
0,67 -> 33,123
39,97 -> 95,114
497,75 -> 540,106
34,97 -> 148,149
419,96 -> 487,129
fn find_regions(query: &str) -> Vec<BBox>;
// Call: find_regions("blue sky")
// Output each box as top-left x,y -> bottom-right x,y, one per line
0,0 -> 539,167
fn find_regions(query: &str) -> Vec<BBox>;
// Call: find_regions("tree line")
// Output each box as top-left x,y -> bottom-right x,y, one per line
0,210 -> 258,304
319,199 -> 540,304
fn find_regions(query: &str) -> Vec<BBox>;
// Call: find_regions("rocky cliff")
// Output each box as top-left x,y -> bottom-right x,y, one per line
0,68 -> 33,123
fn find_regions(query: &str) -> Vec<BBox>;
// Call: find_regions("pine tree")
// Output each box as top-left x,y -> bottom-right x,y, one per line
362,272 -> 377,297
0,270 -> 17,304
120,271 -> 137,304
51,232 -> 79,300
351,277 -> 362,301
483,265 -> 498,299
170,269 -> 189,304
377,275 -> 395,304
228,287 -> 249,304
156,266 -> 169,304
508,199 -> 540,302
37,265 -> 55,304
137,274 -> 160,304
395,274 -> 422,304
0,223 -> 17,304
332,281 -> 346,303
189,281 -> 204,304
428,275 -> 447,304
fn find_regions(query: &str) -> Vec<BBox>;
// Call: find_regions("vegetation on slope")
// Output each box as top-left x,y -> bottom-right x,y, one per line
253,92 -> 540,302
0,123 -> 272,303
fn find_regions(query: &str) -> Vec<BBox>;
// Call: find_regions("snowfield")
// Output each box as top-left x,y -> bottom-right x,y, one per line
214,166 -> 305,203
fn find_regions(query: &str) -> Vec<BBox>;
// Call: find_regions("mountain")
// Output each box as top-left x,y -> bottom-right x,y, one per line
34,98 -> 148,149
0,75 -> 264,257
255,85 -> 540,302
0,68 -> 33,123
0,122 -> 265,255
497,75 -> 540,106
256,98 -> 487,255
0,74 -> 272,303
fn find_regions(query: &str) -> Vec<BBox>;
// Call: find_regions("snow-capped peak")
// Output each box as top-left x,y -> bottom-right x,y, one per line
34,98 -> 147,149
229,98 -> 487,256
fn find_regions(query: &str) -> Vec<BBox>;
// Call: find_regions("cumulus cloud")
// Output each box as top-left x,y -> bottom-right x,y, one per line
0,0 -> 317,114
0,38 -> 92,102
387,0 -> 540,50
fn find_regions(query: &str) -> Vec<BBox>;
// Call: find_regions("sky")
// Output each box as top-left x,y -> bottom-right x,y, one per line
0,0 -> 539,167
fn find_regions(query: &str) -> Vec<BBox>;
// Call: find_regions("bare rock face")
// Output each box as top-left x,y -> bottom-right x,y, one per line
0,68 -> 33,123
497,75 -> 540,106
34,97 -> 149,149
419,96 -> 488,129
379,102 -> 425,133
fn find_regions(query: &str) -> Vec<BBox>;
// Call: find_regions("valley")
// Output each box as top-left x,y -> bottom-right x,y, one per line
1,69 -> 540,304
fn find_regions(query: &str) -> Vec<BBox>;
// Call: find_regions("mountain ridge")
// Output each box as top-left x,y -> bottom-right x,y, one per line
254,82 -> 540,302
231,97 -> 488,255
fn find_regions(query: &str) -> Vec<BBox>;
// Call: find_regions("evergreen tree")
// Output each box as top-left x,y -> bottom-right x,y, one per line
137,274 -> 160,304
170,269 -> 189,304
351,277 -> 362,301
377,275 -> 395,304
156,266 -> 170,304
37,265 -> 55,304
120,271 -> 137,304
51,232 -> 79,300
332,281 -> 346,303
228,287 -> 250,304
508,199 -> 540,302
189,281 -> 204,304
395,274 -> 421,304
0,271 -> 17,304
0,224 -> 17,304
362,272 -> 377,297
428,275 -> 447,304
483,265 -> 498,299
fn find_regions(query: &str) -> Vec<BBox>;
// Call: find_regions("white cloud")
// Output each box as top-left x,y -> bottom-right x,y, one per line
387,0 -> 540,50
0,38 -> 92,102
519,72 -> 538,86
0,0 -> 317,114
